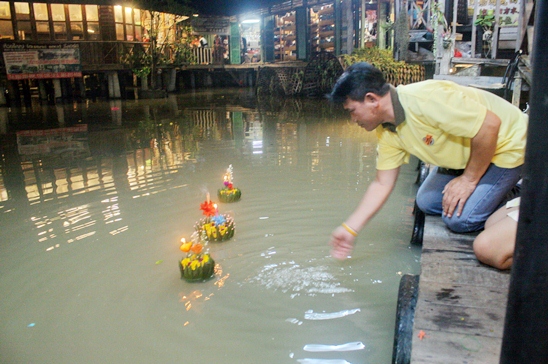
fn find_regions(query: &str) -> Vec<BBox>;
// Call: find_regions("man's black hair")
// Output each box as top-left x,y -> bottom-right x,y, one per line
328,62 -> 390,104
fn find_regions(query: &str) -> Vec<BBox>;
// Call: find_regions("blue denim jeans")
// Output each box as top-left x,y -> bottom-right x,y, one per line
415,164 -> 523,233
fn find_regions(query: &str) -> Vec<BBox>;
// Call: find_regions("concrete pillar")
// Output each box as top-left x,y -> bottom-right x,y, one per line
107,71 -> 121,99
204,73 -> 213,87
38,80 -> 48,101
109,100 -> 122,125
190,72 -> 196,89
76,77 -> 85,99
167,68 -> 177,92
0,85 -> 6,106
53,79 -> 62,101
0,107 -> 8,133
55,104 -> 65,125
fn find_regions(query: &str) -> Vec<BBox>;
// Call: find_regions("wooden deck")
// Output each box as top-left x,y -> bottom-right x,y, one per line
410,216 -> 510,364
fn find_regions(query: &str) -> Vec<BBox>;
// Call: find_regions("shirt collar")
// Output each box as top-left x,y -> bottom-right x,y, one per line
382,85 -> 405,132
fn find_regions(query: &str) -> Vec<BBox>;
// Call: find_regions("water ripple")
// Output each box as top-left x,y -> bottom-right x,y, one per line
248,261 -> 353,297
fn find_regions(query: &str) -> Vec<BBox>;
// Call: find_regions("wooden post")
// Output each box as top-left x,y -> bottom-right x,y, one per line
500,2 -> 548,362
361,0 -> 366,48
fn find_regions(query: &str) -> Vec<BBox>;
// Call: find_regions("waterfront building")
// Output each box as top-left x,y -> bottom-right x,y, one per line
0,0 -> 528,105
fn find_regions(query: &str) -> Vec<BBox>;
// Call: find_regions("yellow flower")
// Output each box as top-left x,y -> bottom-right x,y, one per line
203,255 -> 210,263
182,258 -> 190,267
190,260 -> 200,270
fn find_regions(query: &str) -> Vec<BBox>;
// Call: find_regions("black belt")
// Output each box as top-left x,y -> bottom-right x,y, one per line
437,167 -> 464,176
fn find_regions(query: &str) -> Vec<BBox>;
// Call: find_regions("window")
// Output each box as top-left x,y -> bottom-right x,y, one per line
15,2 -> 31,40
36,21 -> 49,40
85,5 -> 98,21
51,4 -> 66,40
34,3 -> 49,40
0,1 -> 10,18
87,22 -> 99,40
33,3 -> 48,21
68,4 -> 83,40
0,1 -> 13,39
51,4 -> 65,21
14,2 -> 30,20
114,5 -> 123,23
53,22 -> 67,40
68,4 -> 82,21
125,7 -> 133,24
126,24 -> 134,41
85,5 -> 99,40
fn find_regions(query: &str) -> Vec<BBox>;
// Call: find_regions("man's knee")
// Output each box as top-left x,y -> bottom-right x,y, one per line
442,215 -> 483,233
415,189 -> 439,215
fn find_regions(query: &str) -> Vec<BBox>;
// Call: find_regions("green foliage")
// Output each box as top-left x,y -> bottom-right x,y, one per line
341,47 -> 424,86
120,45 -> 152,77
474,13 -> 496,30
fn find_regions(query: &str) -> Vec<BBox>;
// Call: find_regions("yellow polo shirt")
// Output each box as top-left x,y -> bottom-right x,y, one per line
376,80 -> 528,170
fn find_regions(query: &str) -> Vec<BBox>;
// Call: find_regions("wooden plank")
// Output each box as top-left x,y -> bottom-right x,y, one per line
411,330 -> 502,364
410,216 -> 509,363
414,298 -> 506,337
416,281 -> 508,309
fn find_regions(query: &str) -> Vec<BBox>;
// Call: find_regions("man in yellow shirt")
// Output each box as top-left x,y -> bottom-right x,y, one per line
328,62 -> 527,260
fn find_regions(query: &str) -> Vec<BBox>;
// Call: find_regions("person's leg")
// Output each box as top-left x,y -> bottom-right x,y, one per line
473,206 -> 519,270
415,166 -> 456,215
441,164 -> 522,232
416,164 -> 522,233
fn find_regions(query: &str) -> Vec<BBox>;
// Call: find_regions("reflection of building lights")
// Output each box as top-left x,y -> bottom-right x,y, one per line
252,140 -> 263,155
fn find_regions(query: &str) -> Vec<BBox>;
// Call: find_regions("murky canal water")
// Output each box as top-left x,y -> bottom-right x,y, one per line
0,89 -> 421,364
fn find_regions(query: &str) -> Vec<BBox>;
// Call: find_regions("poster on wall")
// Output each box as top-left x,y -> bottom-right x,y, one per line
2,43 -> 82,80
468,0 -> 520,27
191,16 -> 230,35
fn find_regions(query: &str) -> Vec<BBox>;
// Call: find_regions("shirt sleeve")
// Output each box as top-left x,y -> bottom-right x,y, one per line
375,128 -> 410,170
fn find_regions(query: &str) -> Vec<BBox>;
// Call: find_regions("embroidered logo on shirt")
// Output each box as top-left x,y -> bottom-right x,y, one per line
423,134 -> 434,146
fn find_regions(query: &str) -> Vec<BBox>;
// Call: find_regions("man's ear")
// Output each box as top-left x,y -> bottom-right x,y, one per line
364,92 -> 380,104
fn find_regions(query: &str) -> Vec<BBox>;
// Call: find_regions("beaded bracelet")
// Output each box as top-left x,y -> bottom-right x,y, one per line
341,222 -> 358,237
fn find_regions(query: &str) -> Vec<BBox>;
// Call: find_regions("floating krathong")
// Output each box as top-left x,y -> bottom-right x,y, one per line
218,164 -> 241,203
179,233 -> 216,282
195,195 -> 235,242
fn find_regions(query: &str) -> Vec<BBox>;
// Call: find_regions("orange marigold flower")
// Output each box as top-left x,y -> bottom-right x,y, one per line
200,200 -> 216,216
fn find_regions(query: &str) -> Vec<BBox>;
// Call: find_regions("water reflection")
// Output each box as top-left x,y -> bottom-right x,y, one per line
0,89 -> 420,364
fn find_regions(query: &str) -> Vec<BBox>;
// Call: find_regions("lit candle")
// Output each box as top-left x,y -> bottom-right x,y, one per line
214,203 -> 218,215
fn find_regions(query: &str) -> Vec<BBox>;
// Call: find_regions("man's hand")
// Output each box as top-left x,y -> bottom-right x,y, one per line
442,175 -> 477,218
330,225 -> 357,259
442,110 -> 501,218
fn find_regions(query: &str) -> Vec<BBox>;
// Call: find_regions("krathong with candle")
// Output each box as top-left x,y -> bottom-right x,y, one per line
218,165 -> 241,203
195,195 -> 235,242
179,232 -> 216,282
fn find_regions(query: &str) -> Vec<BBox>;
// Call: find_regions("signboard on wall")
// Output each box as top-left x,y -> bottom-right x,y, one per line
191,16 -> 230,35
2,43 -> 82,80
468,0 -> 521,27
